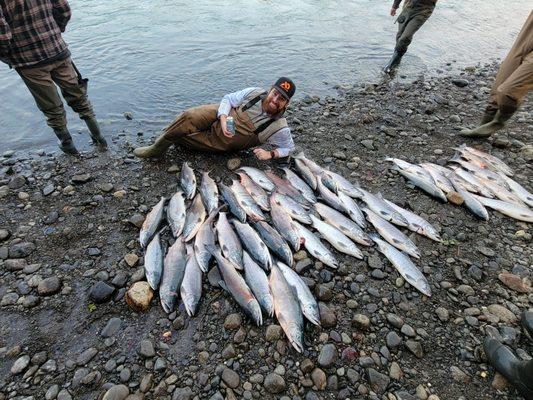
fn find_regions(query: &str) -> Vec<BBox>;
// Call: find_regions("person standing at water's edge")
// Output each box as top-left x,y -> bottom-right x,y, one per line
384,0 -> 437,75
133,77 -> 296,161
0,0 -> 107,155
461,11 -> 533,139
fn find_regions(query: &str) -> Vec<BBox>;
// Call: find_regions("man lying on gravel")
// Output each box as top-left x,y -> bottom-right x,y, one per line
461,11 -> 532,139
0,0 -> 107,155
133,77 -> 296,161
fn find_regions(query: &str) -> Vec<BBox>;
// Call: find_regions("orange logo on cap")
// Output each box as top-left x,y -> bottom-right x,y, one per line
280,81 -> 291,90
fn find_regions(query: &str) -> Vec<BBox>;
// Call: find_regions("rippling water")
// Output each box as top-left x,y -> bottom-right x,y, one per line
0,0 -> 530,152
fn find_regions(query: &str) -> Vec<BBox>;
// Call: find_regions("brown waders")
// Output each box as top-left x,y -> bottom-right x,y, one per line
134,104 -> 264,157
16,57 -> 107,154
461,11 -> 533,138
384,1 -> 436,74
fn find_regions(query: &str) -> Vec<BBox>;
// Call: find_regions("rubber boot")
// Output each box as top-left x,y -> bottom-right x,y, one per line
523,310 -> 533,338
53,128 -> 79,155
84,117 -> 108,150
383,51 -> 404,75
133,135 -> 172,158
480,104 -> 498,125
459,111 -> 513,138
484,338 -> 533,400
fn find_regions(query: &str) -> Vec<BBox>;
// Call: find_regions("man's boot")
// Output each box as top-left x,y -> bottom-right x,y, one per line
523,310 -> 533,338
383,51 -> 404,75
133,135 -> 172,158
53,128 -> 79,155
460,111 -> 513,138
480,104 -> 498,125
484,338 -> 533,400
84,117 -> 108,150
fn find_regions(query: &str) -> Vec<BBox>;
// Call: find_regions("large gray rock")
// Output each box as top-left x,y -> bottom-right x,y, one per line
317,344 -> 338,367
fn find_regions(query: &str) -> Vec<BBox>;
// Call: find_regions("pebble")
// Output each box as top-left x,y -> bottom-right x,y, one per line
37,277 -> 62,296
450,366 -> 470,383
224,313 -> 242,329
221,367 -> 240,388
11,355 -> 30,374
352,314 -> 370,330
101,317 -> 122,337
265,324 -> 283,341
102,384 -> 130,400
89,281 -> 115,303
498,273 -> 530,293
227,158 -> 241,170
172,387 -> 194,400
317,344 -> 338,367
405,340 -> 424,358
76,347 -> 98,365
125,281 -> 153,311
311,368 -> 327,390
435,307 -> 449,322
263,373 -> 285,394
488,304 -> 517,324
367,368 -> 390,394
139,340 -> 155,358
451,78 -> 469,87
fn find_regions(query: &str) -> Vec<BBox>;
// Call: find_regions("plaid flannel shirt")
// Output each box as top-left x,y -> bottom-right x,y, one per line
0,0 -> 71,68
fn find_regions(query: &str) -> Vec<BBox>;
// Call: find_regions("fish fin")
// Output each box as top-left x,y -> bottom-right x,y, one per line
392,238 -> 402,244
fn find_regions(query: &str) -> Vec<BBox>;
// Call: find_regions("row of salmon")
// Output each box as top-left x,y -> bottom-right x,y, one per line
136,155 -> 448,351
387,144 -> 533,222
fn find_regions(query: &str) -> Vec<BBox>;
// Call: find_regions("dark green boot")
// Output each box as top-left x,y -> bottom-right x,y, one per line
523,310 -> 533,338
480,104 -> 498,125
133,135 -> 172,158
460,111 -> 513,138
383,51 -> 404,75
484,338 -> 533,400
84,117 -> 108,150
53,128 -> 79,155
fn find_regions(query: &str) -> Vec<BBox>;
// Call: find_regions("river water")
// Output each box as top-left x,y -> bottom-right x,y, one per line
0,1 -> 530,152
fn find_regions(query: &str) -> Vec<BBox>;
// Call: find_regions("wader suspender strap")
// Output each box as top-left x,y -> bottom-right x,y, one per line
241,93 -> 264,112
239,92 -> 277,135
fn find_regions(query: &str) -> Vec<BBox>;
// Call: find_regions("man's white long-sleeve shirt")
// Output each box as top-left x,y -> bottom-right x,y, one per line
217,87 -> 295,157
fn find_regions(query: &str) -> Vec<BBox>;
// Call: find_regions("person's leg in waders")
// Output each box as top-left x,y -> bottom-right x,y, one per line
52,58 -> 108,150
17,60 -> 79,155
483,311 -> 533,399
384,5 -> 434,74
460,51 -> 533,138
133,104 -> 219,158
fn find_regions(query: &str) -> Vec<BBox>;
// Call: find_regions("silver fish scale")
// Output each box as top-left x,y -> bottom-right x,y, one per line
160,239 -> 187,313
140,197 -> 166,247
200,172 -> 219,214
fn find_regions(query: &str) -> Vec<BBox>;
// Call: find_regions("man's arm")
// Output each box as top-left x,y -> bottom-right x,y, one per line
391,0 -> 402,16
255,127 -> 294,159
217,87 -> 261,117
0,9 -> 12,64
51,0 -> 72,32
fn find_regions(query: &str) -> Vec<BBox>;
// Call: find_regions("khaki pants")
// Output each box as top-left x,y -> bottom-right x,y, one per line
17,57 -> 95,130
488,12 -> 533,115
395,5 -> 434,54
162,104 -> 219,141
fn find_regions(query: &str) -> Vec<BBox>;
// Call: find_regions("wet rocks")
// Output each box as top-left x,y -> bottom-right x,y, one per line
367,368 -> 390,394
451,78 -> 469,87
487,304 -> 517,324
102,384 -> 129,400
11,355 -> 30,374
221,367 -> 240,388
9,242 -> 35,258
101,317 -> 122,337
37,276 -> 62,296
125,281 -> 153,311
8,175 -> 26,189
224,313 -> 242,329
263,373 -> 285,394
71,173 -> 92,184
139,340 -> 156,358
498,273 -> 530,293
317,344 -> 338,367
89,281 -> 115,303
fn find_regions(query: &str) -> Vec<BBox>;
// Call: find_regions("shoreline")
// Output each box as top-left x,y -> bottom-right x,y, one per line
0,62 -> 531,400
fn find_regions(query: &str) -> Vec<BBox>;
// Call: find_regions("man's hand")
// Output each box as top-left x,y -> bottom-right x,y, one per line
219,114 -> 233,138
253,148 -> 272,161
390,7 -> 397,16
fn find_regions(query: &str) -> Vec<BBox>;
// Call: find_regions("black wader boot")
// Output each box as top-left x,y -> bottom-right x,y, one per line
484,338 -> 533,400
383,51 -> 404,75
84,117 -> 108,150
53,128 -> 79,155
